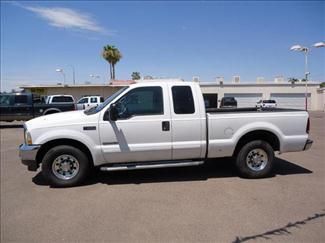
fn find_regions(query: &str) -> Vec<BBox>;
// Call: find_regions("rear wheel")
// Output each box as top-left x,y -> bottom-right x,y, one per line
236,140 -> 274,178
41,145 -> 90,187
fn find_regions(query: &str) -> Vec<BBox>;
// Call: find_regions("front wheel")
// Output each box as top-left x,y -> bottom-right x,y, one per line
41,145 -> 90,187
236,140 -> 274,178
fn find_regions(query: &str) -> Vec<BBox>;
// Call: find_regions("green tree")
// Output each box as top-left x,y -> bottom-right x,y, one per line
102,45 -> 122,80
131,72 -> 141,80
288,77 -> 299,84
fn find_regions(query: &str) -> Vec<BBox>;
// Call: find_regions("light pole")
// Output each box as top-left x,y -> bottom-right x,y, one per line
68,65 -> 76,85
290,42 -> 324,111
89,74 -> 100,83
56,68 -> 66,85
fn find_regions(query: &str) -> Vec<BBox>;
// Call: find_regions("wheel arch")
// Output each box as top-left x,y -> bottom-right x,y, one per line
36,138 -> 94,166
43,108 -> 61,115
233,130 -> 280,157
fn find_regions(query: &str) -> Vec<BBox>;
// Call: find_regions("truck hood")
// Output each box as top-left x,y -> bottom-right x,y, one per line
25,110 -> 98,130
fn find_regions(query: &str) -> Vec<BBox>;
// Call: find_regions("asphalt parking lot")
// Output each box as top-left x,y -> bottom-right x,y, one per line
1,112 -> 324,242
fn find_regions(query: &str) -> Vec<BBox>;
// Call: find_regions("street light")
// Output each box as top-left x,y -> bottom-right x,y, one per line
90,74 -> 100,79
313,42 -> 325,48
56,68 -> 66,85
68,65 -> 76,85
89,74 -> 100,83
290,42 -> 324,111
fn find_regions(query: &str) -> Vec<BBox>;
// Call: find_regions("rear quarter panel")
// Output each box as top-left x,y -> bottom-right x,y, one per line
207,111 -> 309,158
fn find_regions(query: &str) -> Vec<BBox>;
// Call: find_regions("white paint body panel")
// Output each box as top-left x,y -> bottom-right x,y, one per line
24,81 -> 311,167
207,111 -> 309,158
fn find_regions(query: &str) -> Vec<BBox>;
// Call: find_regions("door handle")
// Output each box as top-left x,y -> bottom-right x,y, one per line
162,121 -> 170,131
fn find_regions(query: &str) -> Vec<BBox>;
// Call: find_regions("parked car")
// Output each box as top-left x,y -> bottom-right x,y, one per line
19,81 -> 312,187
45,95 -> 75,104
220,97 -> 237,108
0,93 -> 75,122
256,100 -> 277,109
76,96 -> 104,110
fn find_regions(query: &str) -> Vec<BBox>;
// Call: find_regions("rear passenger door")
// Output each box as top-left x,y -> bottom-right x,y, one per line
12,94 -> 33,121
169,84 -> 204,160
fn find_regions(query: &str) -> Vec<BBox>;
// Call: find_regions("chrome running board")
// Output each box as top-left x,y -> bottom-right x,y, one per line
100,160 -> 204,172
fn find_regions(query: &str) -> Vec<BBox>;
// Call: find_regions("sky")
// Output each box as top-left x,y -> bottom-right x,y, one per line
1,1 -> 324,91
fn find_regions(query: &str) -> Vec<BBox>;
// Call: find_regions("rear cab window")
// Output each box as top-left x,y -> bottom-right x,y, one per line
172,86 -> 195,114
14,95 -> 28,104
52,96 -> 74,103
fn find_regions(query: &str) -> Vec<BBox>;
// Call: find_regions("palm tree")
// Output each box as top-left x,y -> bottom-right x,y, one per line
102,45 -> 122,80
288,77 -> 299,84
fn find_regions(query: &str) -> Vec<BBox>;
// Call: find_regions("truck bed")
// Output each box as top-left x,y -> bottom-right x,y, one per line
206,108 -> 308,158
206,107 -> 304,113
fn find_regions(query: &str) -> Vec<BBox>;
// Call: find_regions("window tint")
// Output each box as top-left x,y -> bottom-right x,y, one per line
100,97 -> 104,102
52,96 -> 74,103
115,87 -> 163,118
203,94 -> 218,108
14,95 -> 28,104
78,98 -> 88,104
263,100 -> 276,103
90,97 -> 97,103
0,95 -> 11,105
172,86 -> 195,114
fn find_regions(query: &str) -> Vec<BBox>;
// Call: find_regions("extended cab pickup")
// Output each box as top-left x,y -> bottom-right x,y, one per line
0,93 -> 75,122
19,81 -> 313,187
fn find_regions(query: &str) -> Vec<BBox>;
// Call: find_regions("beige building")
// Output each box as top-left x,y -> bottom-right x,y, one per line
20,80 -> 323,111
200,82 -> 322,110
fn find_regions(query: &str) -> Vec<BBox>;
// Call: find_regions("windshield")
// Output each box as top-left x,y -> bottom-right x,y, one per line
84,87 -> 128,115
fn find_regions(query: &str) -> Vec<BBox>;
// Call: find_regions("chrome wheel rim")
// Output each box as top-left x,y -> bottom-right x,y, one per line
246,148 -> 268,171
52,154 -> 79,180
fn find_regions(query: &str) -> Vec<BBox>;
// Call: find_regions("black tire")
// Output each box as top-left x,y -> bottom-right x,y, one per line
236,140 -> 274,178
41,145 -> 90,187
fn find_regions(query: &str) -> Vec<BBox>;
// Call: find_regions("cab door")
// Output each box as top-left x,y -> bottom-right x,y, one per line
168,84 -> 205,160
99,84 -> 172,163
12,94 -> 33,121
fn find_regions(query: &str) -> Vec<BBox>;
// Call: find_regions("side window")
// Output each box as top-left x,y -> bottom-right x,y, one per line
115,87 -> 163,118
78,98 -> 88,104
52,96 -> 74,103
90,97 -> 97,103
172,86 -> 195,114
203,94 -> 218,108
100,97 -> 104,102
14,95 -> 28,104
0,95 -> 11,105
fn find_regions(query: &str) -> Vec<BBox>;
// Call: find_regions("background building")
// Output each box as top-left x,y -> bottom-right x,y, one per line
20,80 -> 324,111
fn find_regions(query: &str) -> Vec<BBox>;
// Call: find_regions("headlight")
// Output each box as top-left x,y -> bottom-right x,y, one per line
25,131 -> 32,145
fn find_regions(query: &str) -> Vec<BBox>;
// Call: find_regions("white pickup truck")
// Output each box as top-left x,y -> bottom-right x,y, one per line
19,81 -> 313,187
76,96 -> 104,110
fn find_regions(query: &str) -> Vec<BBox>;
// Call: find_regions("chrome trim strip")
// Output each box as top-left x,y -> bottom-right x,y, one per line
19,144 -> 41,161
100,160 -> 204,171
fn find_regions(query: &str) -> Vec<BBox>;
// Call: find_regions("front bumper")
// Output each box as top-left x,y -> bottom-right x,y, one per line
304,139 -> 313,151
19,144 -> 41,171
